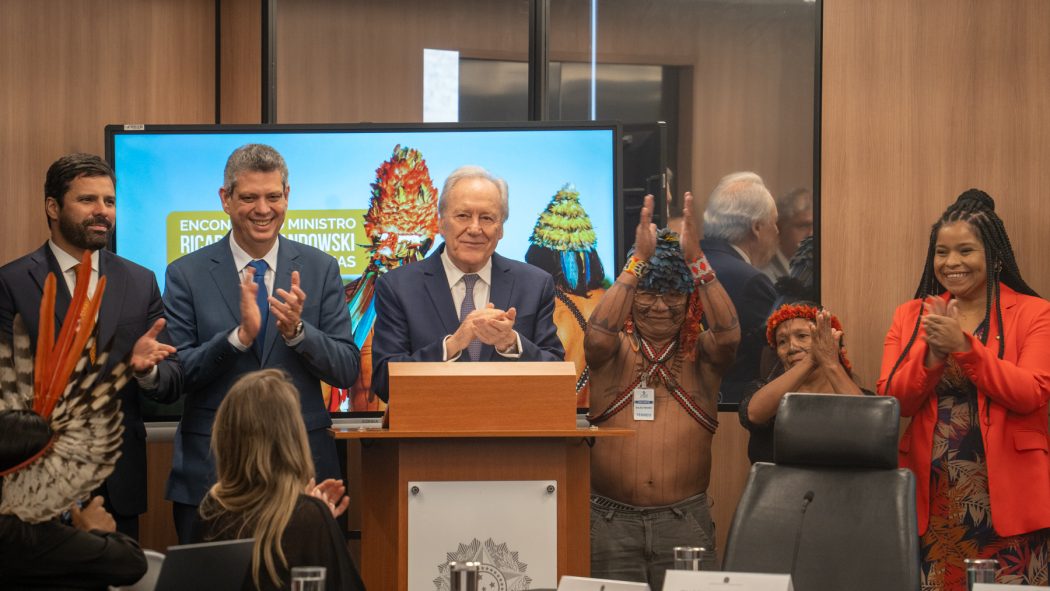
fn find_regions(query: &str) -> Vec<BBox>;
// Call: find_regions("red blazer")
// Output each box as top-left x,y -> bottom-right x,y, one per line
878,284 -> 1050,537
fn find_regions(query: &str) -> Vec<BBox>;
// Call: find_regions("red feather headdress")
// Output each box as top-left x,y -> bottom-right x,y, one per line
765,303 -> 853,373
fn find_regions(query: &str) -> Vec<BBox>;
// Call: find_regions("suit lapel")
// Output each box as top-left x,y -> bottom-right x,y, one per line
96,251 -> 127,351
485,254 -> 515,361
208,235 -> 244,342
263,237 -> 298,362
33,245 -> 71,330
991,283 -> 1018,344
421,249 -> 460,337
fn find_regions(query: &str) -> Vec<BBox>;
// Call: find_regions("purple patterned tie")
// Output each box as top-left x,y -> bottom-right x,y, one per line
459,273 -> 482,361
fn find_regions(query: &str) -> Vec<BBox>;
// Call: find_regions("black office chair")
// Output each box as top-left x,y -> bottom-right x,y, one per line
722,393 -> 919,591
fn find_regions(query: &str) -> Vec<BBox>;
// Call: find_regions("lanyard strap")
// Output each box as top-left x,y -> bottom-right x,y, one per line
588,338 -> 718,434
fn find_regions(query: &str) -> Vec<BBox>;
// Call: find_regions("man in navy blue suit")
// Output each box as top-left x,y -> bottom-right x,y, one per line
162,144 -> 359,542
0,153 -> 181,539
371,165 -> 565,402
699,172 -> 779,403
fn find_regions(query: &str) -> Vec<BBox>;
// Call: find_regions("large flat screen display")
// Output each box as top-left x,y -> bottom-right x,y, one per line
106,123 -> 621,416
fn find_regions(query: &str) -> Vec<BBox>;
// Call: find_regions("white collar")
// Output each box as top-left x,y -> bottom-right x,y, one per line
730,243 -> 752,266
440,248 -> 492,289
229,234 -> 279,271
48,240 -> 99,274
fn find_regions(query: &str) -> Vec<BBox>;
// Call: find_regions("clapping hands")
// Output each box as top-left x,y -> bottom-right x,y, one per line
130,318 -> 176,375
634,194 -> 656,262
922,297 -> 970,360
451,303 -> 518,355
306,478 -> 350,518
808,310 -> 844,368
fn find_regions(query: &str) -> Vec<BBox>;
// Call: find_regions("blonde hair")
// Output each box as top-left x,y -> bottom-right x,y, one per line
199,369 -> 314,589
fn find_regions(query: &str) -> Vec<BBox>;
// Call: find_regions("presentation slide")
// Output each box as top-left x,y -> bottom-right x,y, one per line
112,127 -> 616,291
109,124 -> 619,415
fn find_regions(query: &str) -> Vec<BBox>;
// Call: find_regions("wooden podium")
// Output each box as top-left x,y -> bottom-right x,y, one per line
335,361 -> 631,591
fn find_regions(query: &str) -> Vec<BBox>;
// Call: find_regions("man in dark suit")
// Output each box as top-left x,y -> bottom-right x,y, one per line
0,153 -> 181,538
371,165 -> 565,402
699,172 -> 779,403
162,144 -> 359,542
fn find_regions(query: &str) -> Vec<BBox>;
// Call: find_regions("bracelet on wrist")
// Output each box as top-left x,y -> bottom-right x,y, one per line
689,255 -> 717,286
622,255 -> 649,278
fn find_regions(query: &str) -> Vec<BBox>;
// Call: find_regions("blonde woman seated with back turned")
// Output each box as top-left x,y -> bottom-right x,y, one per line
193,369 -> 365,591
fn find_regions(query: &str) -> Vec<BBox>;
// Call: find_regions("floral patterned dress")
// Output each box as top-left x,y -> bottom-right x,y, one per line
920,360 -> 1050,589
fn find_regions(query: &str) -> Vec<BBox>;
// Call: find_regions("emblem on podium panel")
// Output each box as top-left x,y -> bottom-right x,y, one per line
433,538 -> 531,591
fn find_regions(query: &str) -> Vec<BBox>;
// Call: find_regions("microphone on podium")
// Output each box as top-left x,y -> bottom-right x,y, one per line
789,491 -> 815,582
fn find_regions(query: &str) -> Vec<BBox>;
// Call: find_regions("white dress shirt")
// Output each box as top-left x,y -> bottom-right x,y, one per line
439,249 -> 521,361
227,237 -> 305,350
48,240 -> 99,298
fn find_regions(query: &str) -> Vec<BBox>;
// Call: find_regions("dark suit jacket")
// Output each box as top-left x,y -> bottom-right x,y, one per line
162,234 -> 359,506
371,247 -> 565,402
700,238 -> 776,404
0,515 -> 148,590
0,244 -> 182,516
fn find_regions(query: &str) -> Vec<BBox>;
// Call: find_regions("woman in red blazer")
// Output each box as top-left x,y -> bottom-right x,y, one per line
879,189 -> 1050,589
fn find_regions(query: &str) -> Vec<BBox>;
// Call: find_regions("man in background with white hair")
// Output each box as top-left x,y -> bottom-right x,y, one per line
699,172 -> 778,403
760,187 -> 813,283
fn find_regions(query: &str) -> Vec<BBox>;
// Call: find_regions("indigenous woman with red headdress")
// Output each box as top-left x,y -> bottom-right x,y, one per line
738,302 -> 868,463
879,190 -> 1050,589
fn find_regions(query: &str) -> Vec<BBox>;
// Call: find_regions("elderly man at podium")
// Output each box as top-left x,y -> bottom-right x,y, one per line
585,193 -> 740,589
371,165 -> 565,402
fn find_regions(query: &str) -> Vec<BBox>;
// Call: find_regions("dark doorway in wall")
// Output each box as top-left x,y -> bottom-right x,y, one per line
460,58 -> 681,248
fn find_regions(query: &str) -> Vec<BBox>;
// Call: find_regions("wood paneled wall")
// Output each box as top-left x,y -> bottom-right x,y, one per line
0,0 -> 216,265
821,0 -> 1050,388
1,0 -> 216,552
219,0 -> 263,123
275,0 -> 816,205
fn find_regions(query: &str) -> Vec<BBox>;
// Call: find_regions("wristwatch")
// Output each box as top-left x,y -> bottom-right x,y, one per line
291,319 -> 304,339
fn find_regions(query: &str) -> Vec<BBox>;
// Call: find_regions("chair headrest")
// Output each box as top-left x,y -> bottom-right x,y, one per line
773,393 -> 900,469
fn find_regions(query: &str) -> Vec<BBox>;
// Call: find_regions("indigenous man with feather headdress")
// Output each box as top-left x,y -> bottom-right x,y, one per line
0,154 -> 180,539
585,193 -> 739,590
0,251 -> 148,589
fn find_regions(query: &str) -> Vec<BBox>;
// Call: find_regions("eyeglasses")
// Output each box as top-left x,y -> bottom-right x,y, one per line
634,291 -> 688,310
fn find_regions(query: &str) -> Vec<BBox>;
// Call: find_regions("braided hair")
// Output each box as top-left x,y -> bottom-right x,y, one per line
883,189 -> 1038,395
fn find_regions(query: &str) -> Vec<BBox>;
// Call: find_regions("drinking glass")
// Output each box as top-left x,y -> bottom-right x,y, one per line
673,546 -> 708,571
449,561 -> 480,591
964,558 -> 996,590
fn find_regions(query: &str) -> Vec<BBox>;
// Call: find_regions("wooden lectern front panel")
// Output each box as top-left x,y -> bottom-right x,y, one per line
358,436 -> 592,591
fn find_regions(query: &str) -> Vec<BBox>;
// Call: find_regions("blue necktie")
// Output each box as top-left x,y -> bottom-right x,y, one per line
249,260 -> 269,355
459,274 -> 482,361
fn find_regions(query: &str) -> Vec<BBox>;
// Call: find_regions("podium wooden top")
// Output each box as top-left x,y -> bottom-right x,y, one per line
388,361 -> 578,432
332,426 -> 634,440
389,361 -> 575,378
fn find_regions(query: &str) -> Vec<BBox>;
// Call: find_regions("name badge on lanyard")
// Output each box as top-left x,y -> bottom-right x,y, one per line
633,375 -> 655,421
